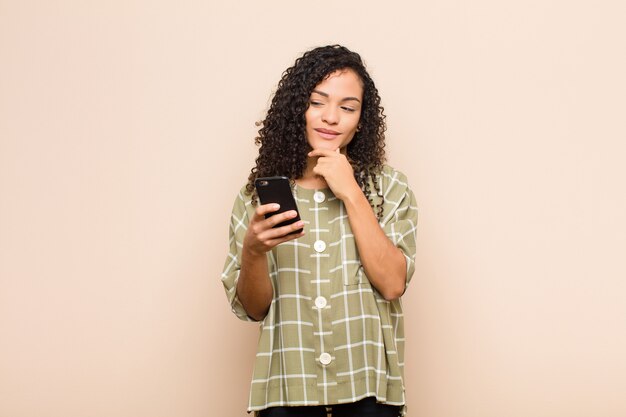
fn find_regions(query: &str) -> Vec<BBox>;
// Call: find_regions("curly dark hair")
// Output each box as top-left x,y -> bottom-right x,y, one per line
246,44 -> 387,218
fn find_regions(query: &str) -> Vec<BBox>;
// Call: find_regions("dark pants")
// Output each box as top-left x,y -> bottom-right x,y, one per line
258,397 -> 401,417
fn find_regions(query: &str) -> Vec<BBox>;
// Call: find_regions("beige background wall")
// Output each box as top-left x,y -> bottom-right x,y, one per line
1,1 -> 625,416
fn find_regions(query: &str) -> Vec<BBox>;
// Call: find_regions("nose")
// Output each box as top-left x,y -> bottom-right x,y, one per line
321,105 -> 339,125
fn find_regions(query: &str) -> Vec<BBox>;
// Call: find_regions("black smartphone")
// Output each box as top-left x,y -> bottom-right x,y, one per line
254,176 -> 303,234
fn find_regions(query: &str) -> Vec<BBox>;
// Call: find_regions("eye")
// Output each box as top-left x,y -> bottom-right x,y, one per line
309,100 -> 323,106
341,106 -> 356,112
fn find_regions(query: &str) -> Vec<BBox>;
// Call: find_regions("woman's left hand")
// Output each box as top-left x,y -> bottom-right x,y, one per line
308,148 -> 361,202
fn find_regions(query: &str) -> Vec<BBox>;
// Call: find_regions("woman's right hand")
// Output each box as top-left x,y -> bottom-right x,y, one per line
243,204 -> 305,256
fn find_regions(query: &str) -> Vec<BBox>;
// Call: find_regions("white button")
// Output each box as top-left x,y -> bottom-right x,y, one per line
313,191 -> 326,203
314,296 -> 327,309
319,352 -> 332,365
314,240 -> 326,253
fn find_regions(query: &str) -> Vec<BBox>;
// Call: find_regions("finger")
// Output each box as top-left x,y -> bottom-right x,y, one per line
312,164 -> 326,176
269,220 -> 305,238
263,210 -> 299,228
254,203 -> 281,219
308,149 -> 338,158
265,230 -> 306,247
257,221 -> 304,245
250,210 -> 299,240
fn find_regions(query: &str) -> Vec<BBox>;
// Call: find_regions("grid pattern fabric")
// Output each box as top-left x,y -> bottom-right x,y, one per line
221,165 -> 418,416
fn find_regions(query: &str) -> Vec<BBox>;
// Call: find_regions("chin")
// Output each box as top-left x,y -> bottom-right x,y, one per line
309,140 -> 341,151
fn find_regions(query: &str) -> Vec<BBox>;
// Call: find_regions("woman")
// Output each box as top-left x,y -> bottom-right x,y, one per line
222,45 -> 418,417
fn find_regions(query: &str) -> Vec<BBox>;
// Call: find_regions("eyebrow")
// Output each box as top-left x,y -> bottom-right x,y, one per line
312,89 -> 361,103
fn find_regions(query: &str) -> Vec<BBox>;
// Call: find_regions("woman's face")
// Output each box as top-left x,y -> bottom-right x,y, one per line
305,69 -> 363,152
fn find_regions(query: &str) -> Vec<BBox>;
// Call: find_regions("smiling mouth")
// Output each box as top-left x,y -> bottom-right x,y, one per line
314,128 -> 340,139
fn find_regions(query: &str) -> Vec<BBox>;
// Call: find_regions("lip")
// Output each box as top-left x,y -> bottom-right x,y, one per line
314,128 -> 340,140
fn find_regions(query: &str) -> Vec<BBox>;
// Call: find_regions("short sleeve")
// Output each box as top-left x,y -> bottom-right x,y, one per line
220,187 -> 257,322
378,167 -> 419,287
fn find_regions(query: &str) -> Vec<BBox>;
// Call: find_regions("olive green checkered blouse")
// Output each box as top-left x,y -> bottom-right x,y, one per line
222,165 -> 418,416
